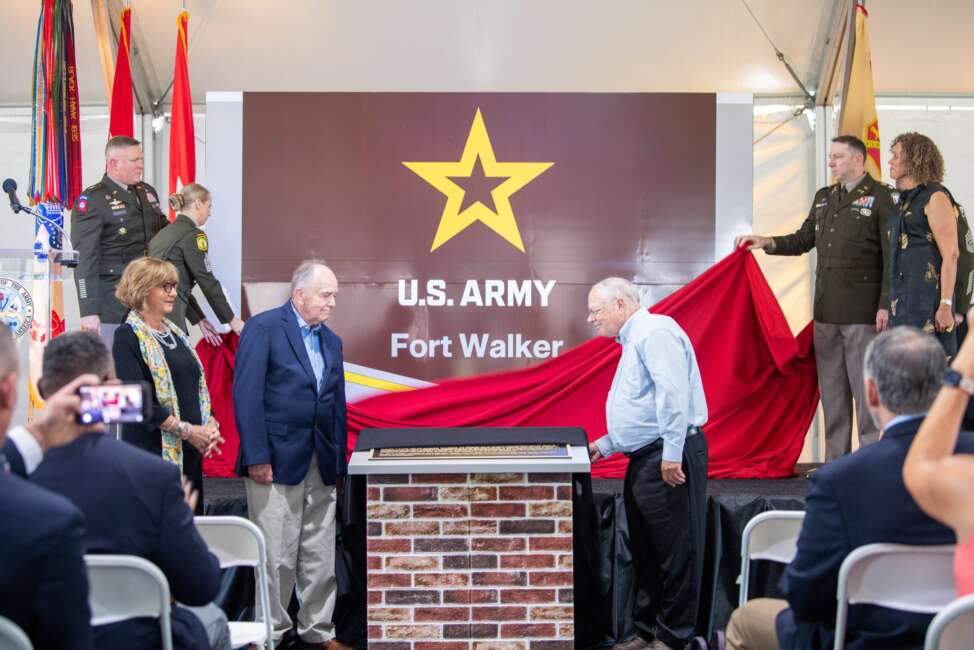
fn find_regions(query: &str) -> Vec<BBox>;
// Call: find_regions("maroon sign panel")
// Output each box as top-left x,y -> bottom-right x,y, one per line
242,93 -> 716,381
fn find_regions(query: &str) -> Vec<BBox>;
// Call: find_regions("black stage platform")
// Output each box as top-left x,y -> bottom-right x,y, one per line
203,471 -> 813,648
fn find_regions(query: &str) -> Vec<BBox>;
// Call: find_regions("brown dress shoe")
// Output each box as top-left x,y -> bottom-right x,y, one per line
612,637 -> 652,650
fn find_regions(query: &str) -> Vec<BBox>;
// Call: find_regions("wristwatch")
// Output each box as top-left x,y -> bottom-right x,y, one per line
943,368 -> 974,395
941,298 -> 953,307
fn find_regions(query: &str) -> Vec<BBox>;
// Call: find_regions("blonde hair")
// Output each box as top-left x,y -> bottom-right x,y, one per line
115,257 -> 179,311
168,183 -> 211,212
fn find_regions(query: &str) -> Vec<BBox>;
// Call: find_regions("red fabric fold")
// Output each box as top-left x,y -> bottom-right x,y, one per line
347,250 -> 818,479
196,333 -> 241,478
199,251 -> 819,479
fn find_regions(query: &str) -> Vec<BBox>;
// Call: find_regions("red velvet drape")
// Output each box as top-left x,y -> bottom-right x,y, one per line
200,250 -> 819,479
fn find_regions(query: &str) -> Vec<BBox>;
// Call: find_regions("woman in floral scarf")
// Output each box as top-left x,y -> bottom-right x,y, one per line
112,256 -> 223,513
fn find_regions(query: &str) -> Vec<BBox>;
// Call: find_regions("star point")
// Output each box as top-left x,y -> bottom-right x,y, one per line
403,108 -> 553,252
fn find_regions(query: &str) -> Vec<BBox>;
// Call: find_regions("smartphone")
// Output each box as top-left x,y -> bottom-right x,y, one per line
77,382 -> 150,425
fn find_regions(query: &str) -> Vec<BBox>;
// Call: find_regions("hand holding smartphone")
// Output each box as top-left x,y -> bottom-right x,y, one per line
76,382 -> 151,425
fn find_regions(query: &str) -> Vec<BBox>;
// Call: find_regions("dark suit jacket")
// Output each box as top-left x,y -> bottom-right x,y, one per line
776,416 -> 974,650
2,437 -> 27,478
0,469 -> 91,649
233,300 -> 348,485
31,434 -> 221,650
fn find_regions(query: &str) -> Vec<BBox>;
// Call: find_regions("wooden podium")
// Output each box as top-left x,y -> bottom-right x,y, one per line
349,428 -> 590,650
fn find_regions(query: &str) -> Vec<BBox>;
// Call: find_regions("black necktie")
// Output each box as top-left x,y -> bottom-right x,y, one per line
128,185 -> 142,209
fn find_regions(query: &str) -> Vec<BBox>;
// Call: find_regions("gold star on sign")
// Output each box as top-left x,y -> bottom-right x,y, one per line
403,108 -> 554,252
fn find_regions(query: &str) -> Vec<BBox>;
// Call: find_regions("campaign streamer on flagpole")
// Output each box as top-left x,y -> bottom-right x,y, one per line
168,10 -> 195,222
108,6 -> 134,138
26,0 -> 81,416
838,1 -> 881,179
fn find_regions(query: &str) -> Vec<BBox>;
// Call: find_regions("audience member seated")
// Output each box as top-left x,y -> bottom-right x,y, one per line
0,327 -> 93,649
30,331 -> 231,650
905,308 -> 974,597
722,327 -> 974,650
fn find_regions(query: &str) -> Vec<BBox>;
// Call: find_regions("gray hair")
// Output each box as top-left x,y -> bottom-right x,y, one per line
591,277 -> 641,308
290,259 -> 330,293
863,327 -> 946,414
0,327 -> 16,378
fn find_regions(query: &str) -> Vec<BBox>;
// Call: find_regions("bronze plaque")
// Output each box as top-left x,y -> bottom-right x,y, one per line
369,443 -> 571,460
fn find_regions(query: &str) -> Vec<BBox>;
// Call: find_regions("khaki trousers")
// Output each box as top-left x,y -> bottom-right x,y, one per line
813,322 -> 880,460
726,597 -> 787,650
246,457 -> 338,643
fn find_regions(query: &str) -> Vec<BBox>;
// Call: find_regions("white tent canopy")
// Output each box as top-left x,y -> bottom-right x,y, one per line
4,0 -> 974,108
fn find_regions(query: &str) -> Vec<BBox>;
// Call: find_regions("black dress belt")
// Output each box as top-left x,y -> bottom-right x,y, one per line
624,425 -> 703,460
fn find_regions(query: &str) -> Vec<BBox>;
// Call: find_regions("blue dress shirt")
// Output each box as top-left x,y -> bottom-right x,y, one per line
291,303 -> 324,389
595,309 -> 708,462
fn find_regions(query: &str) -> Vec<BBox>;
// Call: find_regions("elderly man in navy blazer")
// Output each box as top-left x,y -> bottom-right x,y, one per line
722,326 -> 974,650
234,259 -> 348,649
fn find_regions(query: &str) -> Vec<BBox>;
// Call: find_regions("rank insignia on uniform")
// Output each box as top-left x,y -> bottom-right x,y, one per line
77,196 -> 88,213
196,233 -> 209,252
900,234 -> 909,249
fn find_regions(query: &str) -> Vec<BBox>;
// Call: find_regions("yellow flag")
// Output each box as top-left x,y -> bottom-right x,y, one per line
838,3 -> 881,179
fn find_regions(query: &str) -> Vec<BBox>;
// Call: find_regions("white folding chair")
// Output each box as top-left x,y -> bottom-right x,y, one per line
834,543 -> 956,650
85,554 -> 173,650
738,510 -> 805,605
925,593 -> 974,650
0,615 -> 32,650
195,515 -> 275,650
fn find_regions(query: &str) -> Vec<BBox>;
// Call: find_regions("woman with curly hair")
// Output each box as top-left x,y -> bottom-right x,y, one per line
888,132 -> 961,356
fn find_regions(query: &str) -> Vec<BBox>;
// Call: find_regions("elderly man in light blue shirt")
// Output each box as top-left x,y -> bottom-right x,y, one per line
587,277 -> 710,650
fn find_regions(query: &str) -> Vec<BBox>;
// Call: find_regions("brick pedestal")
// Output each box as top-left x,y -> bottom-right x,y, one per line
366,472 -> 575,650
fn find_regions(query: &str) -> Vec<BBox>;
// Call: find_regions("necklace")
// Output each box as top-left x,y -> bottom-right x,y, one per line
150,326 -> 177,350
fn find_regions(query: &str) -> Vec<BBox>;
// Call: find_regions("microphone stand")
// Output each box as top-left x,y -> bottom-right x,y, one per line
10,202 -> 80,268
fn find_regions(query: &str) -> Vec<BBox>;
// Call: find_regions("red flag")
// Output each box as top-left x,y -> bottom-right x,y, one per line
108,7 -> 133,138
168,10 -> 195,221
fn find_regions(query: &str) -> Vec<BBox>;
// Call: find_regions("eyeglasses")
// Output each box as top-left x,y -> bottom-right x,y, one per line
588,305 -> 607,318
160,282 -> 178,293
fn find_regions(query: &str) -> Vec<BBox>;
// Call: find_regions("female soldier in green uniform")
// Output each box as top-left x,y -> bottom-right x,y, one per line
148,183 -> 244,342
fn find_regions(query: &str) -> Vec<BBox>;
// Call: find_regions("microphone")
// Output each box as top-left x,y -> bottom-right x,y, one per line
3,178 -> 22,214
2,177 -> 80,267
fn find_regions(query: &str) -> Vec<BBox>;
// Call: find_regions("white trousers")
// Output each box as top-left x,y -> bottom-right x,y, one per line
245,457 -> 338,643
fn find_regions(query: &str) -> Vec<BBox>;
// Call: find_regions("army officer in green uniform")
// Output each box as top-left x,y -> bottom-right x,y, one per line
735,135 -> 897,460
71,136 -> 169,344
149,182 -> 244,343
